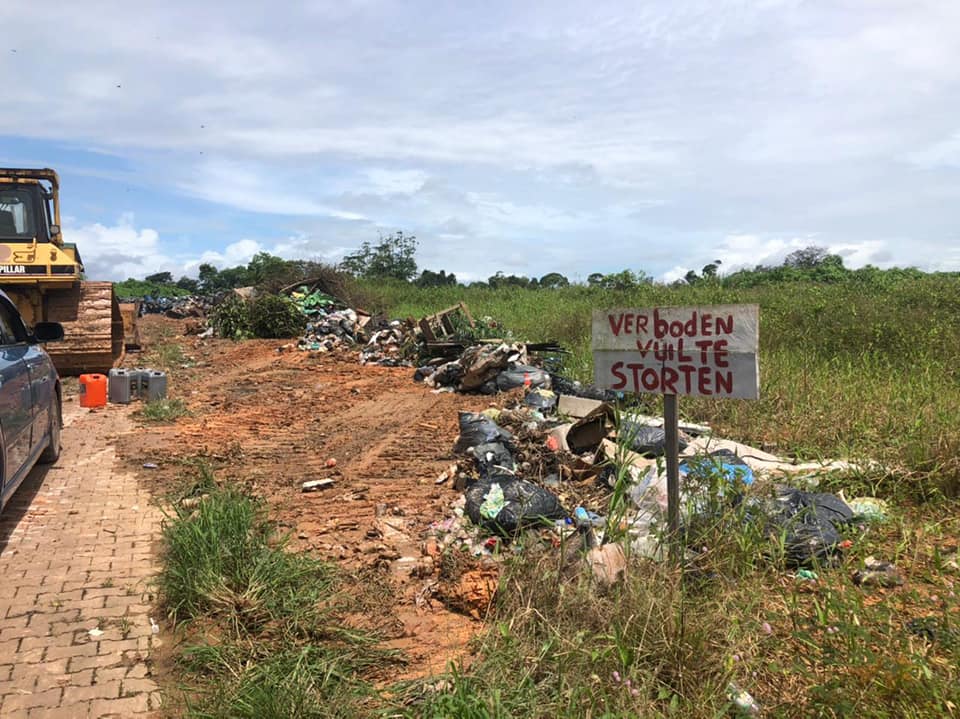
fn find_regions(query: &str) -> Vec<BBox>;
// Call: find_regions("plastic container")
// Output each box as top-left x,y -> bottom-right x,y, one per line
79,374 -> 108,408
143,370 -> 168,401
108,368 -> 134,404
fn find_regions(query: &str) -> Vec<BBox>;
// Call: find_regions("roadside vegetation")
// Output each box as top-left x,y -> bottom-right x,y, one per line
145,241 -> 959,716
157,468 -> 392,718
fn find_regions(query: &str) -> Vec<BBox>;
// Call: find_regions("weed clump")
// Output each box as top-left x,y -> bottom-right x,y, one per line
158,468 -> 390,717
137,398 -> 189,422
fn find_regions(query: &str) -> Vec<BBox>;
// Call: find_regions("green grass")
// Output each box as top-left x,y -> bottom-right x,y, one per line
148,340 -> 187,370
396,494 -> 960,718
138,398 -> 189,422
157,468 -> 390,717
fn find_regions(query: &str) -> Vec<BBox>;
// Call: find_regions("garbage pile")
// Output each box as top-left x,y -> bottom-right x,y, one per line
415,342 -> 552,394
418,385 -> 870,588
297,309 -> 365,352
360,321 -> 414,366
134,295 -> 211,318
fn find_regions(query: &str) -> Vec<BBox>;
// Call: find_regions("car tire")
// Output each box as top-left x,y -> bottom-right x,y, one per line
39,396 -> 62,464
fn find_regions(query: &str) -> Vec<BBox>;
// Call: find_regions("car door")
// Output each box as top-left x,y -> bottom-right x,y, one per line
20,322 -> 55,453
0,300 -> 33,489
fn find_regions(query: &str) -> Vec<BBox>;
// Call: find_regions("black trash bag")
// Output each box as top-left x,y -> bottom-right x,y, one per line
464,475 -> 567,536
767,488 -> 853,567
468,442 -> 515,478
523,389 -> 558,412
413,365 -> 436,382
550,374 -> 620,401
496,365 -> 551,391
620,421 -> 688,457
453,412 -> 514,454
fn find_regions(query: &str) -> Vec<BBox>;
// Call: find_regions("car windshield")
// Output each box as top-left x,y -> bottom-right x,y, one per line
0,188 -> 36,239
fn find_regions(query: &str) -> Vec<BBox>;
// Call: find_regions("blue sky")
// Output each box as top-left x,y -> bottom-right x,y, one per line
2,0 -> 959,282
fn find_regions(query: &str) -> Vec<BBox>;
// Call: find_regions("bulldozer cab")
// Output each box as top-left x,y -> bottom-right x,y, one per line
0,168 -> 82,278
0,168 -> 66,242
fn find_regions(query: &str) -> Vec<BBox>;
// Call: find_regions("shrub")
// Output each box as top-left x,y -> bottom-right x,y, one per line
248,295 -> 307,339
210,294 -> 253,340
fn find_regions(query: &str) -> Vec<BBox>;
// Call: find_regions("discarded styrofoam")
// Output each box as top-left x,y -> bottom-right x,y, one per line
682,436 -> 859,476
302,479 -> 335,492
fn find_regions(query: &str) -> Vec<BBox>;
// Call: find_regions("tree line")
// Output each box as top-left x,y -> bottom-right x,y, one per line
115,231 -> 950,299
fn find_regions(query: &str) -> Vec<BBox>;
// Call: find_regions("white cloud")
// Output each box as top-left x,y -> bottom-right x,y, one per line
65,214 -> 178,281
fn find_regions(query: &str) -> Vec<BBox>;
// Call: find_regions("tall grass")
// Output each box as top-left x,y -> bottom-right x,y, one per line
158,469 -> 388,717
363,276 -> 960,494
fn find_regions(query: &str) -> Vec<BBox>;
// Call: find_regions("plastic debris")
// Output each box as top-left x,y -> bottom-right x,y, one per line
586,543 -> 627,586
853,557 -> 904,587
846,496 -> 888,522
726,682 -> 760,716
795,569 -> 819,581
302,479 -> 335,492
142,462 -> 158,469
469,442 -> 516,478
765,488 -> 853,567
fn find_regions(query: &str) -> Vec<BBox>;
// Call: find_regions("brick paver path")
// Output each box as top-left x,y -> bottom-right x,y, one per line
0,400 -> 162,718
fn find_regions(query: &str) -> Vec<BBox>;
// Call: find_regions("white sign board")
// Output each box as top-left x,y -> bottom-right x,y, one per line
592,304 -> 759,399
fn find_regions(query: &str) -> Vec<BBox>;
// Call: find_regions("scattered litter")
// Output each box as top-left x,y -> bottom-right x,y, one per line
846,496 -> 888,522
523,388 -> 557,412
795,569 -> 819,581
142,462 -> 158,469
469,442 -> 516,478
302,479 -> 336,492
325,458 -> 338,469
88,627 -> 104,638
586,543 -> 626,587
620,421 -> 688,457
853,557 -> 904,587
726,682 -> 760,716
150,617 -> 160,635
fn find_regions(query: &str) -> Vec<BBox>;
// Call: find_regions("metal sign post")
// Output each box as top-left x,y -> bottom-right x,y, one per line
591,304 -> 760,563
663,392 -> 681,562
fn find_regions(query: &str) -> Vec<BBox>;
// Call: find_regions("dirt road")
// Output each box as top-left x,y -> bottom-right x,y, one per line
118,316 -> 492,679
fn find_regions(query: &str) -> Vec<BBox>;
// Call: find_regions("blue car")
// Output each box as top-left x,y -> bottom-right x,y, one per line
0,289 -> 64,512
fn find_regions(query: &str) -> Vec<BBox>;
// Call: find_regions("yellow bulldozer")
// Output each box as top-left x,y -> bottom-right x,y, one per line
0,167 -> 133,375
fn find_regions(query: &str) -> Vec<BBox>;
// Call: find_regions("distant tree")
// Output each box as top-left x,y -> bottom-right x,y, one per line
415,269 -> 458,287
700,261 -> 721,280
217,266 -> 251,289
145,271 -> 173,284
587,272 -> 605,287
246,252 -> 294,290
340,231 -> 419,281
175,276 -> 200,293
539,272 -> 569,289
488,272 -> 535,289
784,246 -> 831,269
198,263 -> 220,292
684,269 -> 700,285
